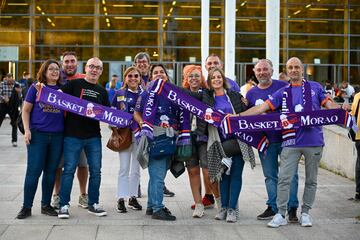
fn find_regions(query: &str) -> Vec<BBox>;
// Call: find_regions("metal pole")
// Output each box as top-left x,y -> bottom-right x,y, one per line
224,0 -> 236,79
266,0 -> 280,78
201,0 -> 209,78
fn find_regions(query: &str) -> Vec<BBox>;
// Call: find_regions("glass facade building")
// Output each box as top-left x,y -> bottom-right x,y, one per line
0,0 -> 359,86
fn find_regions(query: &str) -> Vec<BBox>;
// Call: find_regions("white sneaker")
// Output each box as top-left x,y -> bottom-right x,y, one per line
299,213 -> 312,227
215,207 -> 227,220
267,213 -> 287,228
58,205 -> 70,219
192,203 -> 204,218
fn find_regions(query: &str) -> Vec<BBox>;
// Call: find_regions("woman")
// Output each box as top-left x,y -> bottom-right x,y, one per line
195,67 -> 250,223
112,67 -> 143,213
16,59 -> 64,219
181,65 -> 220,218
133,64 -> 180,221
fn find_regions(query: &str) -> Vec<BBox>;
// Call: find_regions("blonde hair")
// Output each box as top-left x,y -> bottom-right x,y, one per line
121,66 -> 141,90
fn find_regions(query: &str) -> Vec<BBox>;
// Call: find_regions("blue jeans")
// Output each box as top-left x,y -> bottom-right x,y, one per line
220,154 -> 245,209
23,130 -> 63,208
259,142 -> 299,212
147,155 -> 170,213
60,136 -> 102,207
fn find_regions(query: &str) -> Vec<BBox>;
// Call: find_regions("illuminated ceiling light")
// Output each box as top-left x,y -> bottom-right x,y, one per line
47,18 -> 52,23
144,5 -> 158,8
293,10 -> 301,15
0,16 -> 12,18
309,8 -> 328,11
113,4 -> 133,7
289,20 -> 306,22
141,17 -> 159,20
335,9 -> 344,11
162,23 -> 166,28
164,19 -> 168,23
167,13 -> 171,16
105,12 -> 108,15
209,18 -> 219,20
51,22 -> 55,27
216,24 -> 221,28
180,5 -> 200,8
311,20 -> 328,23
102,0 -> 106,4
288,15 -> 291,18
36,6 -> 42,11
107,22 -> 110,27
174,17 -> 192,20
211,6 -> 221,9
240,1 -> 247,7
236,9 -> 238,12
54,16 -> 72,19
106,18 -> 109,23
103,6 -> 107,12
259,19 -> 266,22
114,16 -> 133,20
236,18 -> 250,21
172,1 -> 176,6
305,4 -> 311,8
41,12 -> 45,15
153,51 -> 158,57
8,3 -> 28,6
169,7 -> 173,13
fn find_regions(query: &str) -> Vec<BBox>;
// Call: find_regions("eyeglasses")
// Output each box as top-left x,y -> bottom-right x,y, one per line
136,60 -> 148,64
127,74 -> 139,78
188,74 -> 200,78
87,64 -> 103,71
48,67 -> 60,72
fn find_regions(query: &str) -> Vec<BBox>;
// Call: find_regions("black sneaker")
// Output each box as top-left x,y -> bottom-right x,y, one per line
128,197 -> 142,210
288,207 -> 298,223
348,193 -> 360,202
257,206 -> 276,220
152,208 -> 176,221
117,199 -> 127,213
58,205 -> 70,219
163,186 -> 175,197
16,206 -> 31,219
88,203 -> 107,217
146,208 -> 153,215
41,205 -> 58,216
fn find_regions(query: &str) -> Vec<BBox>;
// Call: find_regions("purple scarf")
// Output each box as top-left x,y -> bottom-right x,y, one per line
37,86 -> 137,129
222,109 -> 352,134
152,80 -> 268,151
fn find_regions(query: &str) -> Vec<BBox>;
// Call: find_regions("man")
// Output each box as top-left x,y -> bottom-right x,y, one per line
18,71 -> 30,88
205,53 -> 241,92
350,92 -> 360,202
246,59 -> 299,222
105,74 -> 121,102
134,52 -> 151,89
0,73 -> 21,147
133,51 -> 175,198
278,72 -> 289,82
58,57 -> 109,219
52,51 -> 89,210
241,57 -> 343,228
240,76 -> 257,98
340,80 -> 355,102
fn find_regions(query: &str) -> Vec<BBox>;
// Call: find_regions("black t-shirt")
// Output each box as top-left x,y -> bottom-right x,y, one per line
61,78 -> 110,139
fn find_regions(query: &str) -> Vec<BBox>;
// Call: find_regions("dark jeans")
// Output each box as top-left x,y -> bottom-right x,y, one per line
23,130 -> 63,208
0,102 -> 18,142
355,141 -> 360,193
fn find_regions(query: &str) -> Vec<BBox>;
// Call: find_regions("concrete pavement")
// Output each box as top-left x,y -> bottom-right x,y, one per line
0,119 -> 359,240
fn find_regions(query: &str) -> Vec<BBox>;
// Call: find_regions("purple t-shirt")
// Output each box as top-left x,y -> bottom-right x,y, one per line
25,84 -> 64,132
246,80 -> 288,143
214,94 -> 233,141
267,81 -> 328,147
226,77 -> 240,92
135,88 -> 180,130
112,88 -> 141,114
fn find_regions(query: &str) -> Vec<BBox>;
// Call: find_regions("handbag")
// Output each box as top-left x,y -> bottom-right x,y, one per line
106,127 -> 132,152
175,144 -> 193,162
148,134 -> 176,159
222,138 -> 242,157
17,111 -> 25,135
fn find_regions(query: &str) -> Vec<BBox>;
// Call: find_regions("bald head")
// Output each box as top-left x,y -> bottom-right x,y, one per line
85,57 -> 103,84
286,57 -> 304,83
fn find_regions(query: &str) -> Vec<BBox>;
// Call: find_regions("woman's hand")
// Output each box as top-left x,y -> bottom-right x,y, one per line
24,129 -> 31,145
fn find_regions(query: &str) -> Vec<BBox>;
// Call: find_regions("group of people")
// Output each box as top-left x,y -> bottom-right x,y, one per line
13,50 -> 358,229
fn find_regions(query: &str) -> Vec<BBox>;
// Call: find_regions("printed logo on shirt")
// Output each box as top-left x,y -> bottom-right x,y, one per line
255,99 -> 265,106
